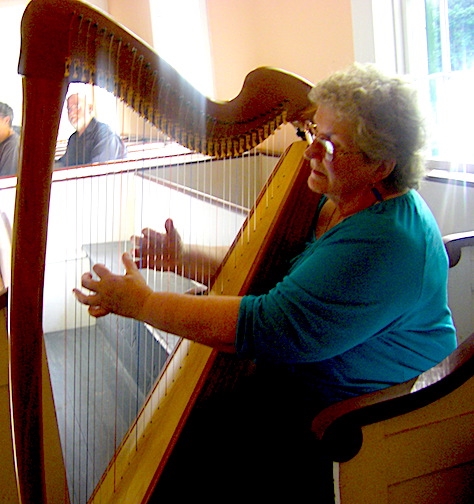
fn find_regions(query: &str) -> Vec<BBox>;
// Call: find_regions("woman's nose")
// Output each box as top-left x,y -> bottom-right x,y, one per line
304,138 -> 324,161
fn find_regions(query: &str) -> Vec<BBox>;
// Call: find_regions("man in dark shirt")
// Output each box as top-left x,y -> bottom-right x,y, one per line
0,102 -> 20,177
55,93 -> 126,167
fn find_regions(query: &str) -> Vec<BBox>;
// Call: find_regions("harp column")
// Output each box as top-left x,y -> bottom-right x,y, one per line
10,76 -> 70,504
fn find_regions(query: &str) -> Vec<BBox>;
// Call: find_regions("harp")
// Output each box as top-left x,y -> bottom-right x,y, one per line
10,0 -> 320,502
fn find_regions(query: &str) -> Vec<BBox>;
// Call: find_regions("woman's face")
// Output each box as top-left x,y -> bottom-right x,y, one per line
304,105 -> 379,202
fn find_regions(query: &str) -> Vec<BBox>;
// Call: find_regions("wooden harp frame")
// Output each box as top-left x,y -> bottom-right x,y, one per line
10,0 -> 320,502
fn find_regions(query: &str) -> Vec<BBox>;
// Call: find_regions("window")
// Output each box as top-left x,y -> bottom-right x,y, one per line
352,0 -> 474,170
410,0 -> 474,167
409,0 -> 474,168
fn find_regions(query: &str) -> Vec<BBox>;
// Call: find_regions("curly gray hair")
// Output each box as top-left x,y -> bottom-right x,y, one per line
308,63 -> 426,191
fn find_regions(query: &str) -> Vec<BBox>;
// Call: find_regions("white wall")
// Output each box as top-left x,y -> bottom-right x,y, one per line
419,178 -> 474,342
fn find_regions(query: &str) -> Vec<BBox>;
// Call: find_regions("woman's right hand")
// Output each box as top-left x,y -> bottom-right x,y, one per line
132,218 -> 184,271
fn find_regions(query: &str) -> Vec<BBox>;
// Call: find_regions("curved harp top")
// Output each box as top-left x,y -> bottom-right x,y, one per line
19,0 -> 314,158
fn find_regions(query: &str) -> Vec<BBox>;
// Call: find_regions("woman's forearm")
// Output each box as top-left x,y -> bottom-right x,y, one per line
140,291 -> 241,353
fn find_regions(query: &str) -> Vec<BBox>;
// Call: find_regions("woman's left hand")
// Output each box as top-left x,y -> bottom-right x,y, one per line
74,252 -> 153,319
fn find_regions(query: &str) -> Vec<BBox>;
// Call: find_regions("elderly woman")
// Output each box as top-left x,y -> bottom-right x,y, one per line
75,63 -> 456,501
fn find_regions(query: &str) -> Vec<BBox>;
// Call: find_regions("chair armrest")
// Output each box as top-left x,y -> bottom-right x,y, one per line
312,332 -> 474,462
443,231 -> 474,267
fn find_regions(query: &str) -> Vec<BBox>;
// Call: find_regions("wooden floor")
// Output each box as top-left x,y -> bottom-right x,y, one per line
45,317 -> 168,504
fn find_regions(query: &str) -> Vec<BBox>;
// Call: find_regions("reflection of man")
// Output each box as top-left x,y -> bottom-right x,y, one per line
0,102 -> 20,177
55,93 -> 126,167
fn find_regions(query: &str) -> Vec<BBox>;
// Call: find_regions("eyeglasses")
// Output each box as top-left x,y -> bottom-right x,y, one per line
304,122 -> 363,163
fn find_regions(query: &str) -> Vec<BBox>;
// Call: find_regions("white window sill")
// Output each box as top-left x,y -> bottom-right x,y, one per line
425,160 -> 474,185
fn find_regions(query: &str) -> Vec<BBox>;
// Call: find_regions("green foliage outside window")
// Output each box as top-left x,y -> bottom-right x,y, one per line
425,0 -> 474,73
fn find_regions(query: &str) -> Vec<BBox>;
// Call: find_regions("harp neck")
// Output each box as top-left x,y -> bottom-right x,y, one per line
20,0 -> 314,158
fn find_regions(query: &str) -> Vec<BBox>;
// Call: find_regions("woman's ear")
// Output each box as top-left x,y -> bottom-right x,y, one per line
374,159 -> 396,183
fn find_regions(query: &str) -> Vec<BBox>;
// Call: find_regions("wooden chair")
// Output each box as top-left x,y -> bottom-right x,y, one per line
312,231 -> 474,504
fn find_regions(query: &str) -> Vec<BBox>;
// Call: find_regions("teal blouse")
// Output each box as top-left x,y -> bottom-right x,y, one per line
236,190 -> 456,409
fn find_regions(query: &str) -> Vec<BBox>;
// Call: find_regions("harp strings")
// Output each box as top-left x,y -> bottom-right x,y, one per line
12,2 -> 316,502
45,73 -> 296,504
48,83 -> 286,502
